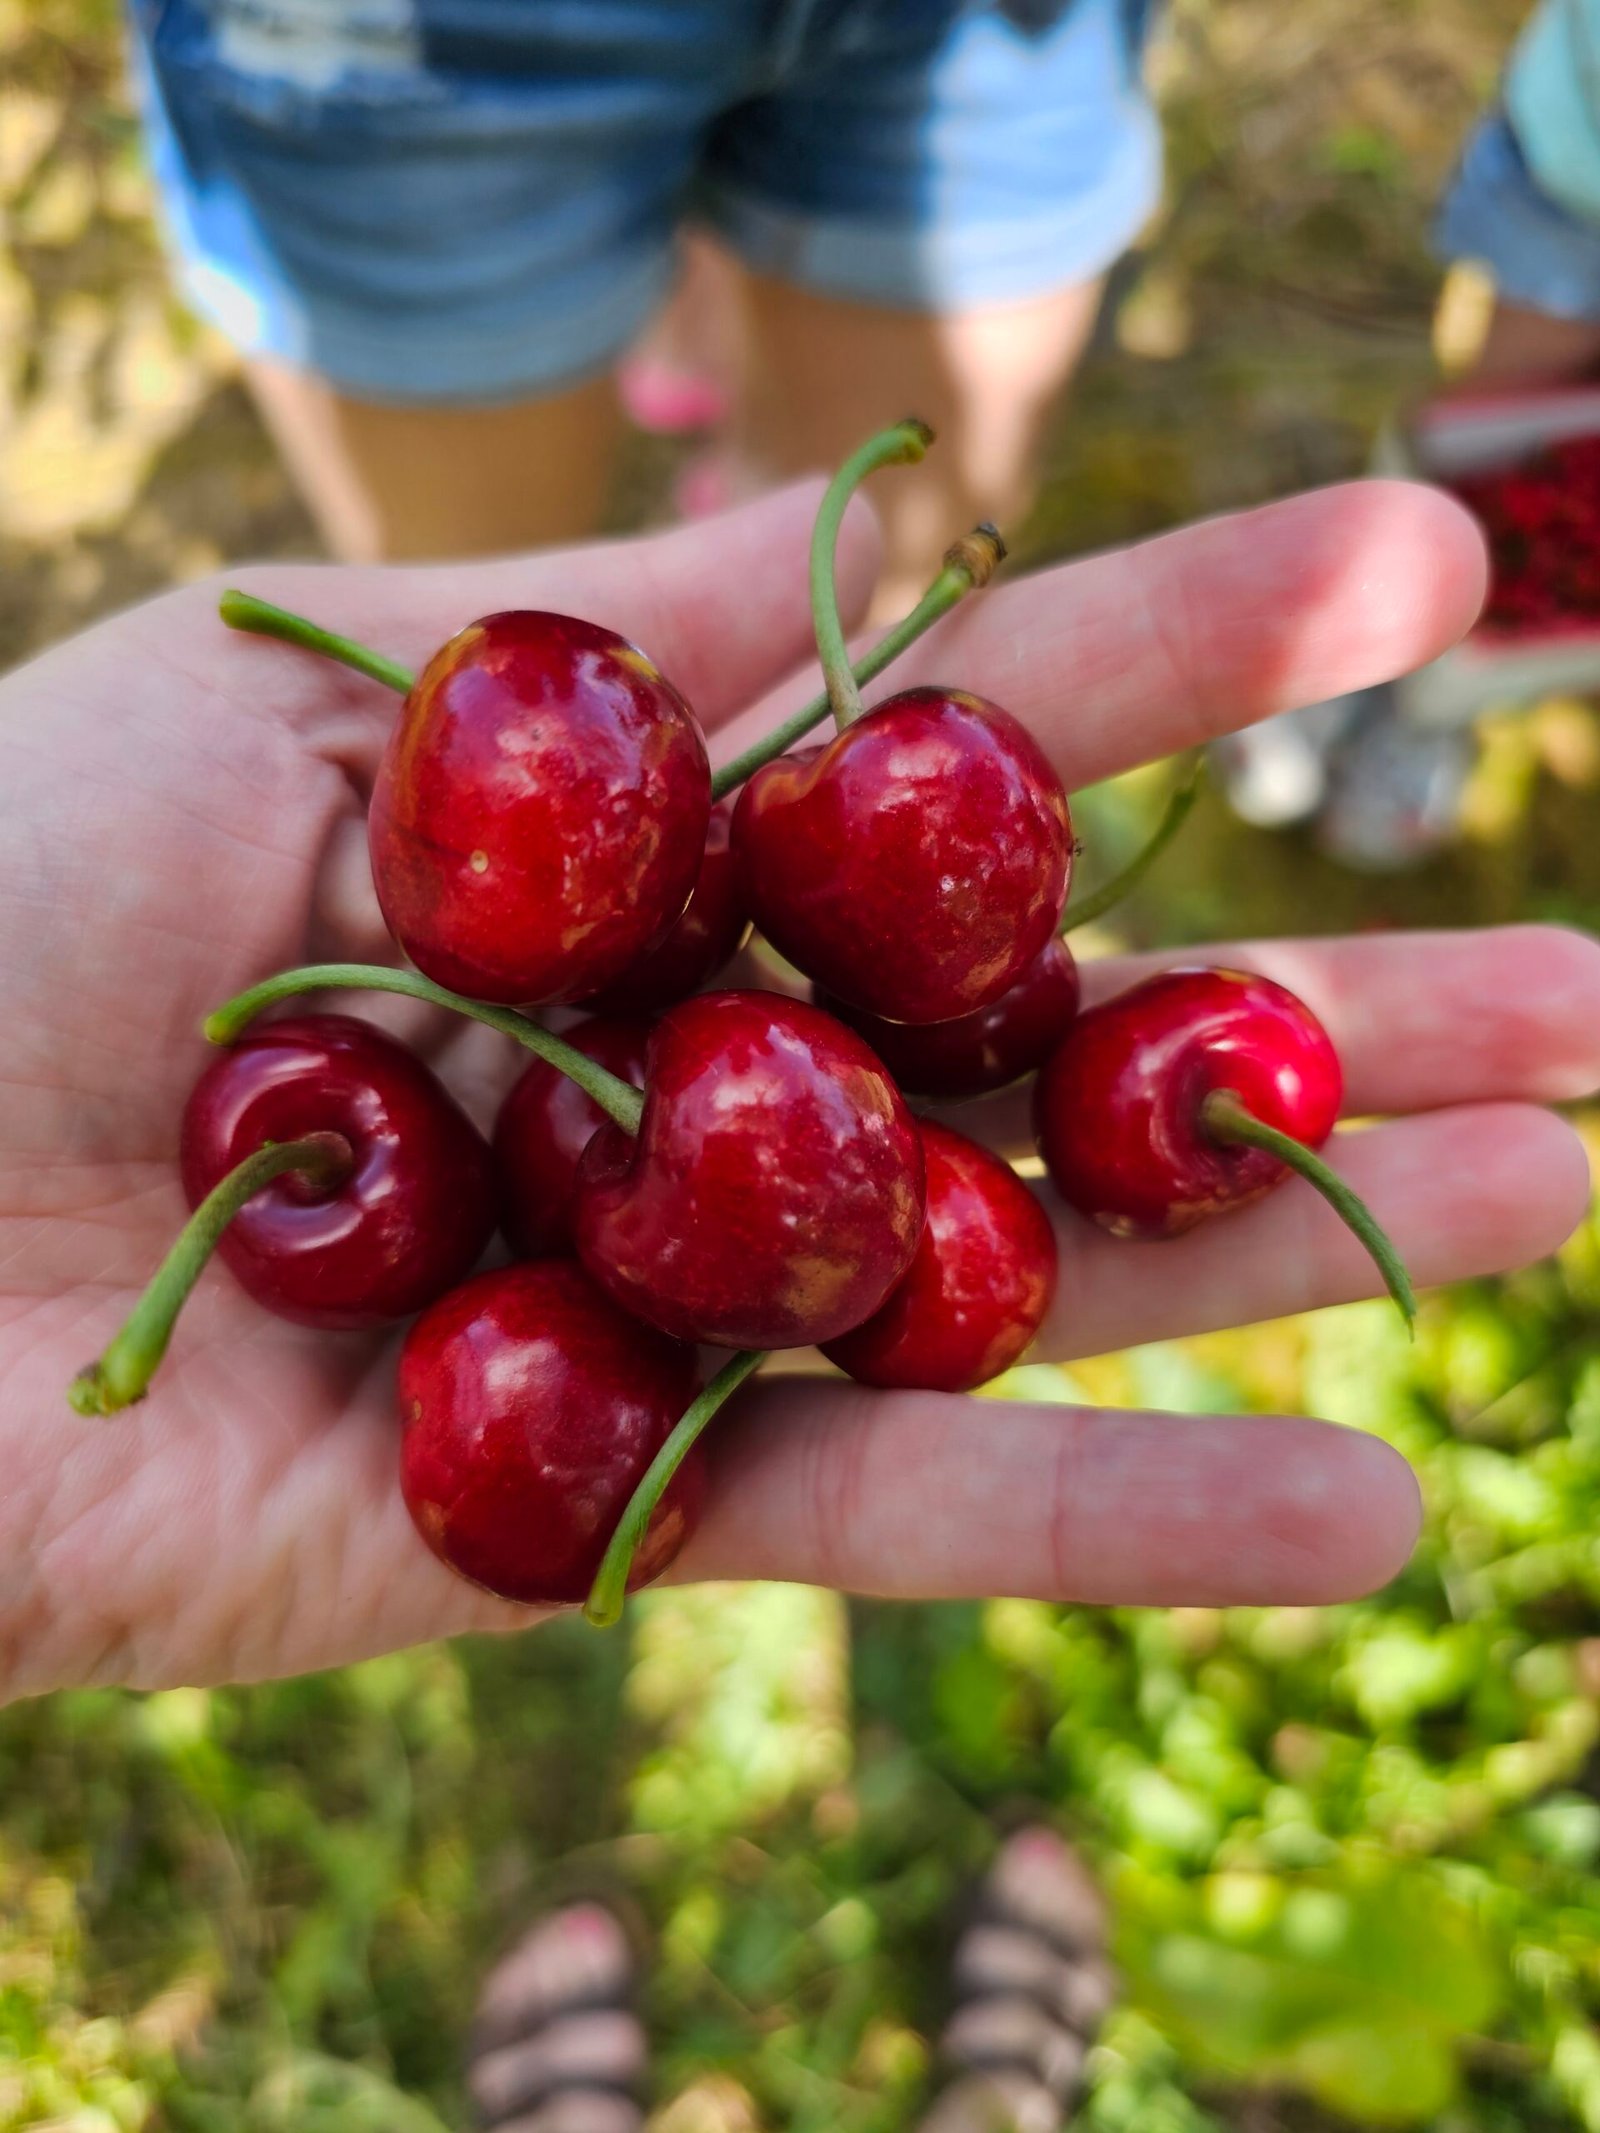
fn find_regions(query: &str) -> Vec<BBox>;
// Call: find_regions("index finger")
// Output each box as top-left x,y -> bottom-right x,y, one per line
714,480 -> 1487,787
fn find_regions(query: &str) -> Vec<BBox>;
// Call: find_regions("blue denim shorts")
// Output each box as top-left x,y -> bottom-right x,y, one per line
1437,108 -> 1600,320
129,0 -> 1162,404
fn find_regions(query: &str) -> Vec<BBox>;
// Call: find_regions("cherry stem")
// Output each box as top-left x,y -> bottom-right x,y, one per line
68,1132 -> 353,1416
1201,1090 -> 1417,1329
584,1347 -> 768,1628
219,590 -> 416,695
1062,757 -> 1205,935
812,418 -> 936,734
712,522 -> 1005,800
204,964 -> 645,1134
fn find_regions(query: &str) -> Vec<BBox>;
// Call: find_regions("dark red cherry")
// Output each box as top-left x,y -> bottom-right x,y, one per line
399,1261 -> 704,1606
1033,968 -> 1344,1237
573,991 -> 926,1349
820,937 -> 1081,1101
581,799 -> 748,1014
368,611 -> 710,1004
732,688 -> 1072,1025
822,1122 -> 1058,1391
179,1012 -> 496,1327
494,1015 -> 651,1258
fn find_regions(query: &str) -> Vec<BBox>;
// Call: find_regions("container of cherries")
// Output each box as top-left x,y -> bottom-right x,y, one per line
68,422 -> 1414,1628
1378,386 -> 1600,728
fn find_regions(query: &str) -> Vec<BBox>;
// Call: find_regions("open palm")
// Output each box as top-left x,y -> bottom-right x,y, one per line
3,478 -> 1595,1704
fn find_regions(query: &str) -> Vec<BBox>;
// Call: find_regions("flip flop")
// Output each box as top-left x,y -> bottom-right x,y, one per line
924,1826 -> 1116,2133
467,1901 -> 648,2133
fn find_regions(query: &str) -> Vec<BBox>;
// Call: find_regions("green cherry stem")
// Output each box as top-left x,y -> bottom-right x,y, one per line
1201,1090 -> 1417,1330
69,1132 -> 354,1416
219,590 -> 416,695
812,418 -> 935,734
1062,757 -> 1204,936
712,522 -> 1006,800
584,1347 -> 768,1628
205,964 -> 645,1134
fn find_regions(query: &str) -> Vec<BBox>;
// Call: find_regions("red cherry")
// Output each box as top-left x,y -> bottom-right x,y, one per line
822,1122 -> 1058,1391
368,611 -> 710,1005
581,799 -> 749,1014
180,1013 -> 496,1326
1033,968 -> 1343,1237
573,991 -> 926,1349
399,1262 -> 704,1605
494,1014 -> 651,1258
820,937 -> 1081,1101
732,687 -> 1072,1025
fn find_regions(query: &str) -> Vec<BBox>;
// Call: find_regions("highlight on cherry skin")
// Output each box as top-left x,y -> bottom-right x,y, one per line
1033,966 -> 1417,1325
368,609 -> 712,1006
822,1120 -> 1059,1393
69,1013 -> 498,1416
399,1261 -> 707,1606
573,989 -> 928,1351
734,685 -> 1074,1026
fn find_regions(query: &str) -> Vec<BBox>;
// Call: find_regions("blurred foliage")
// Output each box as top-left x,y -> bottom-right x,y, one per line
10,0 -> 1600,2128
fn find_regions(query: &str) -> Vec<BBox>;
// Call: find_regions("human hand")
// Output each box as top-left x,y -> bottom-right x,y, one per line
2,477 -> 1593,1702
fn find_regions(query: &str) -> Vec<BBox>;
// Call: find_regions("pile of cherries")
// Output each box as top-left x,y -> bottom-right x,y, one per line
71,422 -> 1413,1627
1450,432 -> 1600,636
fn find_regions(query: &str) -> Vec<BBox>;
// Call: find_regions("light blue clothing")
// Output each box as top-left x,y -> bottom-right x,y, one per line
1438,109 -> 1600,321
1508,0 -> 1600,228
1439,0 -> 1600,319
129,0 -> 1162,405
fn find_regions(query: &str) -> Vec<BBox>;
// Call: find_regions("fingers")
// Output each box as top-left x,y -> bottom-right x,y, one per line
714,480 -> 1487,785
1038,1102 -> 1591,1358
1081,925 -> 1600,1114
678,1380 -> 1422,1607
952,925 -> 1600,1153
202,480 -> 882,738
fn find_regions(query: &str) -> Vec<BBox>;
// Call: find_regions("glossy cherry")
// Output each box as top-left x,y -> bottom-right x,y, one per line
494,1014 -> 651,1258
574,990 -> 926,1349
820,937 -> 1082,1101
822,1122 -> 1058,1391
399,1261 -> 705,1606
1033,968 -> 1344,1236
732,687 -> 1073,1026
368,610 -> 710,1005
181,1012 -> 497,1325
581,799 -> 748,1014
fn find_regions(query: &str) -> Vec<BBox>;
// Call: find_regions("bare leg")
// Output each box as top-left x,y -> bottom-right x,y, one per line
247,357 -> 624,563
619,231 -> 745,433
735,276 -> 1104,616
1468,297 -> 1600,389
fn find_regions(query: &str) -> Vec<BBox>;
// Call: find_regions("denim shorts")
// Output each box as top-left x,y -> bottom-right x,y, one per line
129,0 -> 1162,404
1438,108 -> 1600,321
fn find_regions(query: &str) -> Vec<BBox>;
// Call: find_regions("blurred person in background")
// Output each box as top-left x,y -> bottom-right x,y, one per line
1220,0 -> 1600,863
126,0 -> 1159,613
